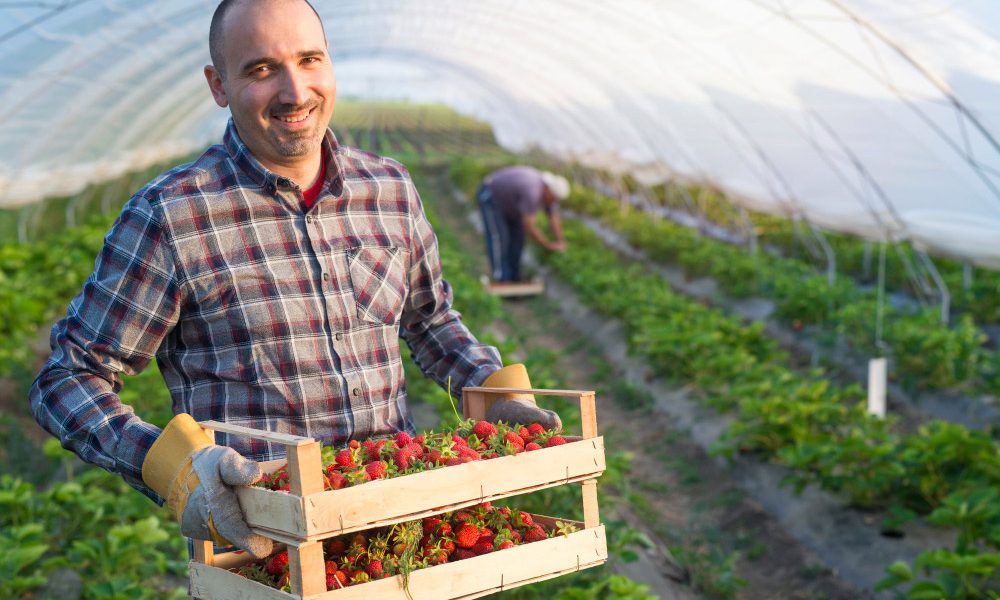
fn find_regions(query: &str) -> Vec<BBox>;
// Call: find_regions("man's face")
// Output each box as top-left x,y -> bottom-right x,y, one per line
205,0 -> 336,173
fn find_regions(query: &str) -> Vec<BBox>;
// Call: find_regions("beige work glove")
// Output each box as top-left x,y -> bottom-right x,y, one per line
142,414 -> 272,558
482,364 -> 562,431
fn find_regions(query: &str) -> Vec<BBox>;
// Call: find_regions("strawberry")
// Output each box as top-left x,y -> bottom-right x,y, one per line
473,420 -> 498,440
498,540 -> 515,550
456,523 -> 481,548
328,471 -> 349,490
527,423 -> 546,437
445,457 -> 463,466
365,559 -> 383,579
525,525 -> 548,543
394,431 -> 412,447
517,511 -> 534,527
453,548 -> 476,561
525,442 -> 542,451
325,560 -> 338,575
422,517 -> 442,535
362,439 -> 382,460
545,435 -> 567,447
504,431 -> 525,448
364,461 -> 388,480
407,442 -> 424,459
326,539 -> 347,556
451,434 -> 468,447
427,449 -> 443,465
266,551 -> 289,576
333,570 -> 348,587
413,433 -> 425,444
393,446 -> 415,471
472,540 -> 494,555
348,439 -> 360,450
335,449 -> 356,468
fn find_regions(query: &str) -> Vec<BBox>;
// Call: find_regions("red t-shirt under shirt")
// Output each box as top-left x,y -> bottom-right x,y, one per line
302,152 -> 327,210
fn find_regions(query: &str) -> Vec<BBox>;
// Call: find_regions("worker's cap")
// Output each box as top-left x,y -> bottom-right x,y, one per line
539,171 -> 571,200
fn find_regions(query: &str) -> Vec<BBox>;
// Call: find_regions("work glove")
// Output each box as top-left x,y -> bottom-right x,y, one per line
482,363 -> 562,431
142,414 -> 273,559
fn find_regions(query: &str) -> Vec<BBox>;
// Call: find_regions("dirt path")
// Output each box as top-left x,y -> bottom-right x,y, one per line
425,168 -> 866,599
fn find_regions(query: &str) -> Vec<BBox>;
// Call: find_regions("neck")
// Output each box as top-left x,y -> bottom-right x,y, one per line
263,153 -> 324,189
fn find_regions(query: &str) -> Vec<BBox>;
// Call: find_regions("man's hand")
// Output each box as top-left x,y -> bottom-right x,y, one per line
481,364 -> 562,431
142,414 -> 272,558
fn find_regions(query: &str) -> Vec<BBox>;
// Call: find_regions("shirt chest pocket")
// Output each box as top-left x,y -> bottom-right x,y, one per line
347,246 -> 409,325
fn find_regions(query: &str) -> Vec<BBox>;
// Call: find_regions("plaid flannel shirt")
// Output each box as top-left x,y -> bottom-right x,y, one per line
29,120 -> 502,502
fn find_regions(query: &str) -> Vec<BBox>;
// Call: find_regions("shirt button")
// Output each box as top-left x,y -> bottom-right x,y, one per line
306,216 -> 313,224
335,332 -> 343,341
352,387 -> 361,397
322,272 -> 330,281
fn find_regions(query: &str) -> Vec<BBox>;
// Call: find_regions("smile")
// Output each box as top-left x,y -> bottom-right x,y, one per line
273,108 -> 314,123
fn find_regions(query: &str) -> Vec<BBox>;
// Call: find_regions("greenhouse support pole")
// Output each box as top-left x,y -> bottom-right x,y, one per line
867,357 -> 887,418
808,222 -> 836,286
962,263 -> 973,291
916,250 -> 950,324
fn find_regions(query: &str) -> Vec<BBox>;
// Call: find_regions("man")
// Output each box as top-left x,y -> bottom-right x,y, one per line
29,0 -> 559,559
477,165 -> 569,283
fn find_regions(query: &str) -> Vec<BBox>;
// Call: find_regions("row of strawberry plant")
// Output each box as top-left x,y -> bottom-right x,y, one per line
630,179 -> 1000,326
537,218 -> 1000,597
452,156 -> 997,395
568,183 -> 994,395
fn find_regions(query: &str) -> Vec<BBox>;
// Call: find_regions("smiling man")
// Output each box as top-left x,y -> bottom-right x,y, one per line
30,0 -> 560,559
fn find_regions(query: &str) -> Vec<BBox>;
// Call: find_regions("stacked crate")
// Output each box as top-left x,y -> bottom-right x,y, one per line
188,386 -> 608,600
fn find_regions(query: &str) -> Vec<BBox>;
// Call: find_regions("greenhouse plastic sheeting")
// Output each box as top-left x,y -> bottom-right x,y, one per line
2,1 -> 1000,267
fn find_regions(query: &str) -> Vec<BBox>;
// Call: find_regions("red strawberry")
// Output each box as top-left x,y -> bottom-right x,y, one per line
335,449 -> 356,468
393,446 -> 415,470
436,522 -> 453,537
395,431 -> 412,447
266,551 -> 289,576
407,442 -> 424,459
327,472 -> 348,490
473,540 -> 494,555
473,420 -> 498,440
451,434 -> 468,447
456,523 -> 481,548
362,439 -> 383,460
498,506 -> 512,519
545,435 -> 567,447
427,449 -> 443,465
327,539 -> 347,556
365,559 -> 383,578
453,548 -> 476,561
423,517 -> 442,536
413,433 -> 425,444
525,442 -> 542,451
498,539 -> 515,550
527,423 -> 546,437
505,431 -> 525,448
445,457 -> 463,466
525,525 -> 548,543
364,461 -> 387,480
325,560 -> 338,575
348,439 -> 360,449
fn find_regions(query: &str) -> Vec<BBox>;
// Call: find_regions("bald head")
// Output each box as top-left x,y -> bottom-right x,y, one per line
209,0 -> 326,78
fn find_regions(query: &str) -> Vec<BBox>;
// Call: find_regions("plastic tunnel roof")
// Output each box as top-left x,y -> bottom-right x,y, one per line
3,1 -> 1000,267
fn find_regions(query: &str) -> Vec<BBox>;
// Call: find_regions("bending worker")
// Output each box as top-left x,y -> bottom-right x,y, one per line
477,166 -> 570,283
29,0 -> 560,560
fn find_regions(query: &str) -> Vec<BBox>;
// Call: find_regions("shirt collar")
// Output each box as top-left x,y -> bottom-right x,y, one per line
222,118 -> 343,196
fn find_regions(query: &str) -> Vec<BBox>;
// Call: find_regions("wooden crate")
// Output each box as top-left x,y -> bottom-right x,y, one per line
189,386 -> 606,599
479,274 -> 545,297
190,515 -> 608,600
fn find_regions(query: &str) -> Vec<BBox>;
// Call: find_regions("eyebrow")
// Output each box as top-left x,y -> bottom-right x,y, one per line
239,49 -> 327,74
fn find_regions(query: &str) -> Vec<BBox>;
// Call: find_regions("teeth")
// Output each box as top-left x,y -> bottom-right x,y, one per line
276,111 -> 309,123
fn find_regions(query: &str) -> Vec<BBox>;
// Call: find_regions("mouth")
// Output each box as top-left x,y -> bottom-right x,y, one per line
271,105 -> 317,128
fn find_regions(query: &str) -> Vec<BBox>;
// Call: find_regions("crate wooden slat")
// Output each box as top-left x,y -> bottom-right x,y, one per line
189,518 -> 608,600
479,275 -> 545,297
236,435 -> 604,543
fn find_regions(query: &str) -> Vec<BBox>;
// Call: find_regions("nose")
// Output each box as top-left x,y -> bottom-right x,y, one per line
277,67 -> 311,107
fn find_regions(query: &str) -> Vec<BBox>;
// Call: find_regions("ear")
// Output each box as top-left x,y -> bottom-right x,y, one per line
204,65 -> 229,108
